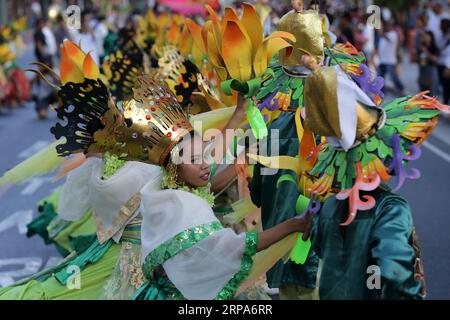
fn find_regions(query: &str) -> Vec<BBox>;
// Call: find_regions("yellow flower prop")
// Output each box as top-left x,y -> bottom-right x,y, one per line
0,44 -> 15,64
186,3 -> 295,139
186,3 -> 296,97
11,16 -> 28,33
0,27 -> 11,42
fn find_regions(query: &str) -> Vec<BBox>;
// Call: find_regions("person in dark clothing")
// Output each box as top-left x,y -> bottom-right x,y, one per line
53,14 -> 70,59
336,13 -> 355,44
33,19 -> 51,65
314,187 -> 425,300
417,31 -> 440,95
32,19 -> 57,119
438,19 -> 450,104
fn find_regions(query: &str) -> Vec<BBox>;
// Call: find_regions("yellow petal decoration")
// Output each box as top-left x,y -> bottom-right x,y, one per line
63,40 -> 85,70
60,40 -> 100,85
241,3 -> 263,57
83,52 -> 100,80
167,20 -> 181,45
0,44 -> 15,63
402,118 -> 438,144
186,3 -> 296,82
222,21 -> 253,81
310,169 -> 334,195
178,25 -> 193,58
205,4 -> 223,47
186,18 -> 207,54
60,44 -> 84,85
362,157 -> 390,182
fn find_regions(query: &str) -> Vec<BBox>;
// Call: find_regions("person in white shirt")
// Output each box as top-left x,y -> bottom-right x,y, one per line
42,24 -> 57,58
375,20 -> 405,94
31,0 -> 42,19
362,23 -> 375,61
72,17 -> 100,66
32,18 -> 57,119
427,2 -> 450,48
89,15 -> 108,63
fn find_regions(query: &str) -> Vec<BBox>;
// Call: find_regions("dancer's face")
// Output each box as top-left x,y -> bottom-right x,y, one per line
176,136 -> 211,188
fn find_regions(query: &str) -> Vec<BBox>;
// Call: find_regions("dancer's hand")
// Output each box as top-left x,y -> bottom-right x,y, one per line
236,93 -> 248,113
290,214 -> 313,241
257,213 -> 313,252
301,54 -> 319,71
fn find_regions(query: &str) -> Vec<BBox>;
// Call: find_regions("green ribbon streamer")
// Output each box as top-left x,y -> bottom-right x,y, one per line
246,99 -> 268,140
208,156 -> 217,183
54,239 -> 113,285
291,194 -> 313,265
290,237 -> 312,265
277,173 -> 298,189
220,77 -> 267,139
295,194 -> 310,215
220,77 -> 262,98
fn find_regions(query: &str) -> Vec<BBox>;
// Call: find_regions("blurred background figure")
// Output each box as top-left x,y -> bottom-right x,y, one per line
29,0 -> 42,29
53,14 -> 70,62
375,20 -> 405,95
31,18 -> 56,120
427,2 -> 450,46
90,14 -> 108,64
438,18 -> 450,104
417,31 -> 440,95
72,14 -> 99,65
407,2 -> 420,61
336,13 -> 355,44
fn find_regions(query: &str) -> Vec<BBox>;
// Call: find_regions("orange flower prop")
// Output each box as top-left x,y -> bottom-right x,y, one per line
60,40 -> 100,85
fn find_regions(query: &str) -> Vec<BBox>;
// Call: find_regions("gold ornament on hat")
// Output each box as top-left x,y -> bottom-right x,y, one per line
112,74 -> 194,166
277,9 -> 325,68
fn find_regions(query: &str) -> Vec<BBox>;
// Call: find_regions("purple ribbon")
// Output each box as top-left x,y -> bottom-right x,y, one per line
387,134 -> 422,191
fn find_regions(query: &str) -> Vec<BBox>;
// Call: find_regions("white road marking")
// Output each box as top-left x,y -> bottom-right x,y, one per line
0,257 -> 62,288
423,141 -> 450,165
0,257 -> 42,278
20,177 -> 53,195
432,133 -> 450,148
18,140 -> 50,159
0,276 -> 15,287
432,125 -> 450,148
0,210 -> 34,235
44,257 -> 62,269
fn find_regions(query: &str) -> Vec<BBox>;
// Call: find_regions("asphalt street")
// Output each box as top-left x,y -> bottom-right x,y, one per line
0,45 -> 449,299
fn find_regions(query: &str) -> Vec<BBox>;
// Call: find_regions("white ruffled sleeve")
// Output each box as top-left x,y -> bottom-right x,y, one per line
58,157 -> 101,221
140,188 -> 258,300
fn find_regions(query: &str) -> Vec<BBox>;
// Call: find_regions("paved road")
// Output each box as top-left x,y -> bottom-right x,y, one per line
0,45 -> 449,298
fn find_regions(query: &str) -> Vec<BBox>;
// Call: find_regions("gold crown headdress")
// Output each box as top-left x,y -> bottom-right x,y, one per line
114,74 -> 193,165
52,72 -> 193,166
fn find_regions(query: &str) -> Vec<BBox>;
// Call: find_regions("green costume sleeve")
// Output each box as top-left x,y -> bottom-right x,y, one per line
370,196 -> 423,300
